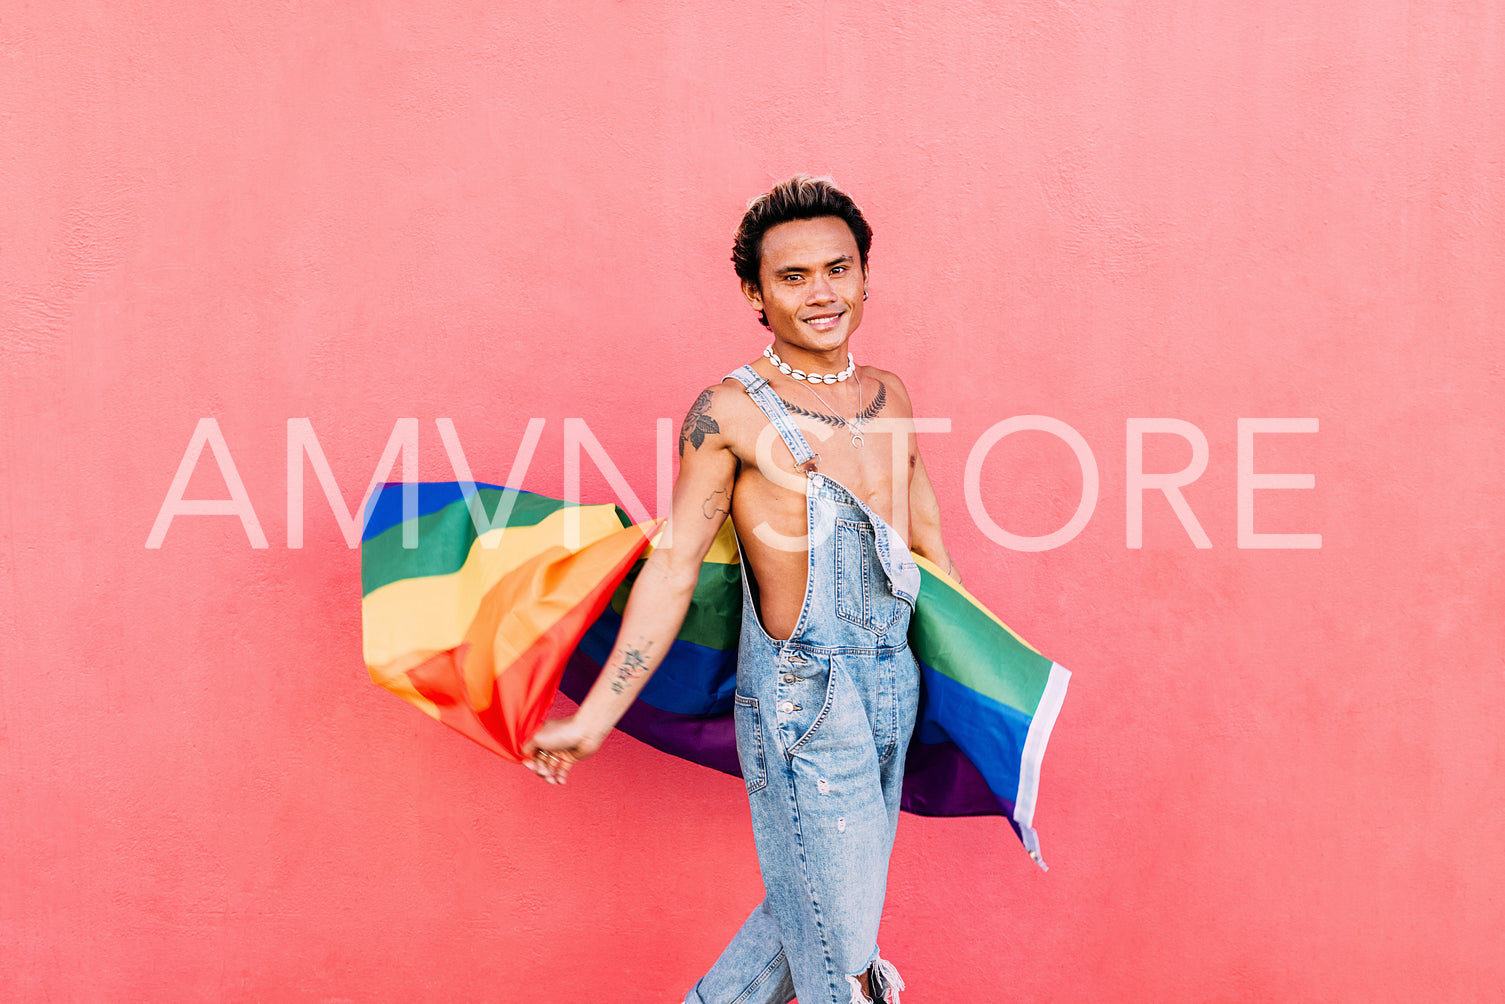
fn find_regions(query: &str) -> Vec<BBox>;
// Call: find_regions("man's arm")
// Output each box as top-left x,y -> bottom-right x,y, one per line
908,446 -> 961,584
524,384 -> 739,783
889,374 -> 961,584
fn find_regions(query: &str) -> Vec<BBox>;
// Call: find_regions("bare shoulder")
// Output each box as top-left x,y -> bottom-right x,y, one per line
677,378 -> 766,459
859,365 -> 916,419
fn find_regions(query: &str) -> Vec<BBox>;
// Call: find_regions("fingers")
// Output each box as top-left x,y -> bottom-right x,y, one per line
527,748 -> 577,785
534,753 -> 572,784
524,716 -> 594,784
549,754 -> 575,785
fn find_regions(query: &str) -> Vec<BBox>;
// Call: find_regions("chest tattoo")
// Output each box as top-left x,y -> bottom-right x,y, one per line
778,380 -> 888,428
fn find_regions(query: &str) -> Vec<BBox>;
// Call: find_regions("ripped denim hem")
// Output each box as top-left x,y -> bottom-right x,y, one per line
845,955 -> 905,1004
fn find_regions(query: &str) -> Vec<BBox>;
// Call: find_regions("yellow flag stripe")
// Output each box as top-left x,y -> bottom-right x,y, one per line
361,505 -> 630,665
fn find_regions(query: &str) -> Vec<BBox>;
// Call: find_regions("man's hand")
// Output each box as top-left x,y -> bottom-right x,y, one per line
523,715 -> 606,785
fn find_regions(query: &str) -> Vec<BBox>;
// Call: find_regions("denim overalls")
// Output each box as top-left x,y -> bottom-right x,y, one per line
687,366 -> 922,1004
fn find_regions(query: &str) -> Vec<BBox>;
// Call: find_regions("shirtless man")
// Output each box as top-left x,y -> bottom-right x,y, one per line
525,176 -> 959,1004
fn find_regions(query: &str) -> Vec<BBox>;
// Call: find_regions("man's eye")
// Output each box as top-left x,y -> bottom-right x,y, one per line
831,266 -> 846,275
783,274 -> 803,282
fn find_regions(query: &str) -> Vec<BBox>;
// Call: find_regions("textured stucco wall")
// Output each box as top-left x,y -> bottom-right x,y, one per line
3,2 -> 1502,1000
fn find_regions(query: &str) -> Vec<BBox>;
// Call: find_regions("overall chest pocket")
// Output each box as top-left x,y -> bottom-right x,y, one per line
834,517 -> 901,636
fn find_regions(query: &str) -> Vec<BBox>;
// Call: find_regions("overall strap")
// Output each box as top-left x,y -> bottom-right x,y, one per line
724,364 -> 819,470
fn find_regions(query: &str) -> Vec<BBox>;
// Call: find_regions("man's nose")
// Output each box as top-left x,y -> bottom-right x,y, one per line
807,274 -> 837,302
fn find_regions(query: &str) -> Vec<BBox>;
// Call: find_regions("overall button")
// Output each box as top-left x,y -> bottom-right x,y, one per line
782,674 -> 798,684
778,700 -> 795,714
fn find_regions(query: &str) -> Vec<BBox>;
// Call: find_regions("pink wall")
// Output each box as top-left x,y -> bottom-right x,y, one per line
4,2 -> 1502,1000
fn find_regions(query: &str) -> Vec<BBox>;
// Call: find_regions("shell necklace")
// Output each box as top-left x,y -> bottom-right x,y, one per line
764,345 -> 856,384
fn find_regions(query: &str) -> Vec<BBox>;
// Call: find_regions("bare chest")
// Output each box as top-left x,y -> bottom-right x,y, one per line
731,421 -> 906,537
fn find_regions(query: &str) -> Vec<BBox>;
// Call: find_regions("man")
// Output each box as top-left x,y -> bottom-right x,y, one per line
526,176 -> 959,1004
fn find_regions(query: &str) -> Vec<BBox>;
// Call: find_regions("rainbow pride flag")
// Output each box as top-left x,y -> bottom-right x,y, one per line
361,483 -> 1070,866
361,482 -> 655,762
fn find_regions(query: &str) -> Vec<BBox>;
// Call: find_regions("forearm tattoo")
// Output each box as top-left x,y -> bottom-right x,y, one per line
609,642 -> 654,694
679,389 -> 720,456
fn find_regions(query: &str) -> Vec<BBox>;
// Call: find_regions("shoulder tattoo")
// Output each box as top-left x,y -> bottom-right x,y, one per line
679,388 -> 720,456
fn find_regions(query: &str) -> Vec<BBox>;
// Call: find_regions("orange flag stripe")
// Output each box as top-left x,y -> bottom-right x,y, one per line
386,521 -> 655,761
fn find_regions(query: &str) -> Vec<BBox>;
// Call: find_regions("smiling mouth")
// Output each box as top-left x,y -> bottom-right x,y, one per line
803,313 -> 844,331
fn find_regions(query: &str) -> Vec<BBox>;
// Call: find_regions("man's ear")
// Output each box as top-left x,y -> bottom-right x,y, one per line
741,278 -> 764,313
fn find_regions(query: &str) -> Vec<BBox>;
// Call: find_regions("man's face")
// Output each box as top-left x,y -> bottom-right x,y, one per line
743,216 -> 867,354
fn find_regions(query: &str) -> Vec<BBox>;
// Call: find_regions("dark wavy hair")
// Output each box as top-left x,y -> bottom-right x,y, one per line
732,176 -> 873,327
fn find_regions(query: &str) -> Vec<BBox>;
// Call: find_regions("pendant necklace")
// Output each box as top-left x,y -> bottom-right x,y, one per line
804,373 -> 866,448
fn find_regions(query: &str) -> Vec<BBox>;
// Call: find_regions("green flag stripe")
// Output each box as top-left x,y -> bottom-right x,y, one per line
361,491 -> 609,594
909,568 -> 1054,714
610,557 -> 743,651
